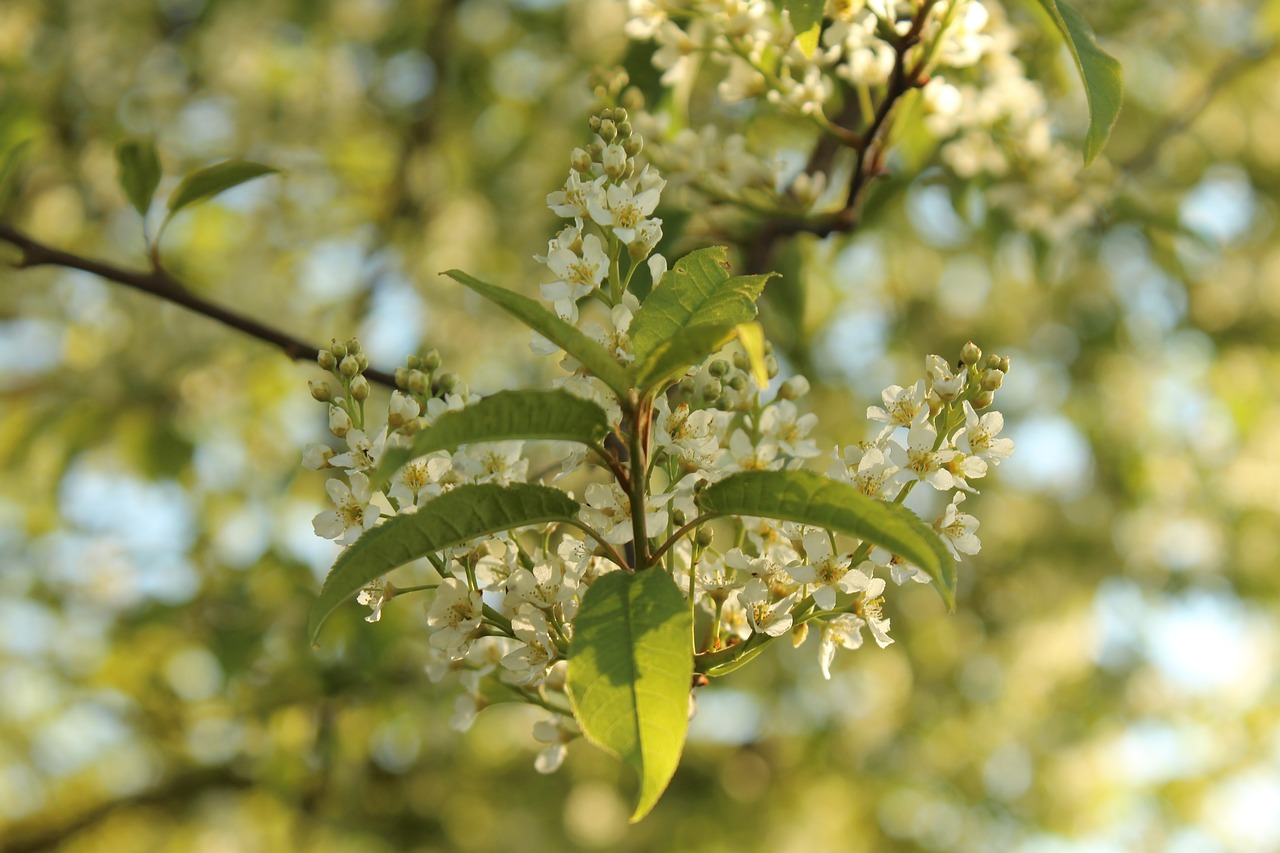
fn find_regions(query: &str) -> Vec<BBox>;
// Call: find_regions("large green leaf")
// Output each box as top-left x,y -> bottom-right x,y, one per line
445,270 -> 634,400
696,470 -> 957,610
1030,0 -> 1123,164
308,483 -> 580,644
165,159 -> 280,217
375,390 -> 612,485
628,246 -> 772,363
567,568 -> 693,823
115,139 -> 161,218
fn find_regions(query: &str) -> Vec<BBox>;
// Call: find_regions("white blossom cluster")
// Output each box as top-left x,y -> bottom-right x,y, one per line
302,114 -> 1012,772
623,0 -> 1104,236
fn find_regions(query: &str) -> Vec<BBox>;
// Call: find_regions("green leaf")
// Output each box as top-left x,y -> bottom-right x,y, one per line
374,389 -> 612,486
567,569 -> 693,823
628,247 -> 774,391
1031,0 -> 1123,163
308,483 -> 580,644
696,469 -> 957,610
634,323 -> 739,391
445,269 -> 634,400
165,159 -> 280,217
115,139 -> 162,219
735,322 -> 769,388
786,0 -> 824,56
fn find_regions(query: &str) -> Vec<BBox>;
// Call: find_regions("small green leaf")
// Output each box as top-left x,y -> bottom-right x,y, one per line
1030,0 -> 1123,163
115,139 -> 162,219
165,159 -> 280,217
567,569 -> 693,823
445,269 -> 634,400
375,389 -> 612,485
696,470 -> 957,610
786,0 -> 824,56
308,483 -> 580,644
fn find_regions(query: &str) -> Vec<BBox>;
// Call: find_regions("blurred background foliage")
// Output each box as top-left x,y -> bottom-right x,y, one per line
2,0 -> 1280,850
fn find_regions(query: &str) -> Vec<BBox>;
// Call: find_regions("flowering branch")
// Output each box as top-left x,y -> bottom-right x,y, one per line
0,222 -> 398,388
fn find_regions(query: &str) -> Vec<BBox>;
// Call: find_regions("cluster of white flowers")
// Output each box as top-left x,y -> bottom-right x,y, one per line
303,112 -> 1013,772
623,0 -> 1103,236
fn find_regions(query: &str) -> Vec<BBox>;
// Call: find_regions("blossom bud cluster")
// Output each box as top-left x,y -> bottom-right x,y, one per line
624,0 -> 1101,236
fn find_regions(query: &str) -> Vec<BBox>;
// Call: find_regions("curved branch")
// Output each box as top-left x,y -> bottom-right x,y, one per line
0,223 -> 398,388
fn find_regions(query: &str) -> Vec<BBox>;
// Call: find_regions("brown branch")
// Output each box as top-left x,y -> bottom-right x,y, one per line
0,223 -> 397,388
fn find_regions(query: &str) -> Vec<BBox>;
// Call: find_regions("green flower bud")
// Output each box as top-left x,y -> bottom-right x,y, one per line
599,119 -> 618,143
317,349 -> 337,371
350,375 -> 370,401
984,354 -> 1002,371
671,509 -> 686,527
345,337 -> 362,355
406,355 -> 423,370
695,527 -> 714,548
766,356 -> 779,379
613,107 -> 628,123
394,367 -> 411,389
727,374 -> 747,391
571,148 -> 593,173
972,390 -> 995,409
586,141 -> 603,162
356,353 -> 369,372
1000,355 -> 1011,374
778,375 -> 810,400
408,369 -> 430,396
438,371 -> 461,393
980,369 -> 1004,392
677,378 -> 696,396
330,340 -> 347,359
423,349 -> 442,371
623,137 -> 643,158
708,359 -> 730,377
732,352 -> 748,370
599,107 -> 614,122
588,115 -> 602,132
617,120 -> 633,138
339,355 -> 359,378
309,379 -> 333,402
702,378 -> 723,400
960,340 -> 982,366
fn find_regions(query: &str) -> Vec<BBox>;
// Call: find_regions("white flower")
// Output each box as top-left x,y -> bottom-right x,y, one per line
904,409 -> 960,490
581,292 -> 640,363
541,234 -> 609,321
855,581 -> 893,648
717,428 -> 780,474
452,441 -> 528,485
356,579 -> 393,623
936,492 -> 981,557
758,400 -> 820,458
960,400 -> 1015,463
329,428 -> 386,472
579,482 -> 669,545
654,396 -> 726,467
818,614 -> 865,679
925,354 -> 965,404
301,443 -> 334,470
501,607 -> 559,686
426,578 -> 484,660
532,716 -> 572,774
738,578 -> 797,637
387,454 -> 447,509
785,531 -> 872,610
867,379 -> 926,432
587,181 -> 663,245
312,471 -> 381,545
546,172 -> 605,220
388,391 -> 421,431
828,443 -> 910,499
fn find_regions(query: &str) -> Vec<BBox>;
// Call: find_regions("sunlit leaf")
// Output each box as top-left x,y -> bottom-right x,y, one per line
308,483 -> 580,644
736,322 -> 769,388
375,390 -> 612,485
1029,0 -> 1123,163
567,568 -> 693,822
115,139 -> 162,219
165,159 -> 280,217
445,269 -> 634,400
786,0 -> 824,56
697,469 -> 957,610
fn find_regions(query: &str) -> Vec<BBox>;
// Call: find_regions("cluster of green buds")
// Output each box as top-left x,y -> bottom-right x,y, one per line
578,106 -> 643,182
957,340 -> 1010,411
675,341 -> 781,412
311,337 -> 371,437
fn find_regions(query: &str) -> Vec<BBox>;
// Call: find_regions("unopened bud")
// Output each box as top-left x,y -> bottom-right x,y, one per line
791,622 -> 809,648
599,107 -> 614,122
708,359 -> 730,377
999,355 -> 1011,374
726,374 -> 747,391
702,378 -> 723,400
972,390 -> 995,409
407,370 -> 430,396
330,340 -> 347,359
984,354 -> 1002,371
980,369 -> 1004,392
671,509 -> 686,527
617,120 -> 633,138
570,147 -> 593,173
406,355 -> 423,370
339,355 -> 359,378
778,375 -> 810,400
350,375 -> 370,401
586,141 -> 603,162
317,349 -> 337,371
423,349 -> 442,371
677,378 -> 696,396
598,119 -> 618,143
960,341 -> 982,366
732,352 -> 748,370
695,527 -> 714,548
309,379 -> 333,402
437,372 -> 461,393
356,353 -> 369,372
329,405 -> 352,438
766,356 -> 779,379
588,115 -> 602,132
613,107 -> 628,123
345,337 -> 362,355
622,137 -> 643,158
394,367 -> 411,389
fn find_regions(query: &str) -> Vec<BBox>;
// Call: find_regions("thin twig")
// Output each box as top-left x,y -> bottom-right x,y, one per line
0,223 -> 397,387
